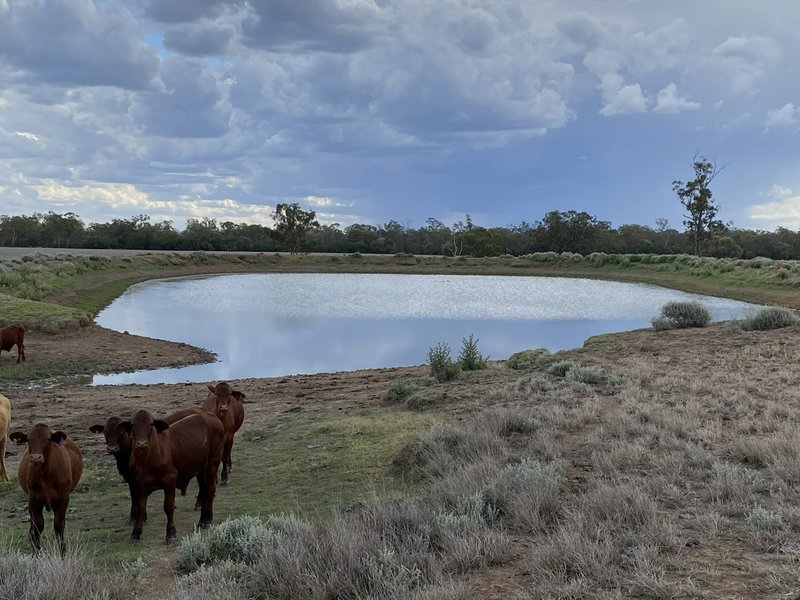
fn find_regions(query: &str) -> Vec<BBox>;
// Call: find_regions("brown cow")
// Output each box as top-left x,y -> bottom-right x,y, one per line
89,407 -> 209,524
203,382 -> 245,486
9,424 -> 83,555
119,409 -> 224,542
0,323 -> 25,363
0,393 -> 10,481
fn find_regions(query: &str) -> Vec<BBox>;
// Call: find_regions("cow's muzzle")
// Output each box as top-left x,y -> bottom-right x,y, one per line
107,446 -> 119,454
135,440 -> 149,449
29,453 -> 44,463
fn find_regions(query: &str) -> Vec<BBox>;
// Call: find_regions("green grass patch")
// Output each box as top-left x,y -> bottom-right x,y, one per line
0,293 -> 90,331
0,408 -> 435,568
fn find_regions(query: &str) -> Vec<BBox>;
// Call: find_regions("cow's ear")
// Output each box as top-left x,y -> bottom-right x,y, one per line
89,424 -> 104,434
232,391 -> 246,402
117,421 -> 132,434
207,384 -> 217,394
51,431 -> 68,445
154,420 -> 170,433
9,432 -> 28,444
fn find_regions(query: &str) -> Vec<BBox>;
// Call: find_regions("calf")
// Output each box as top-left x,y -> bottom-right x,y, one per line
119,409 -> 224,542
0,323 -> 25,363
89,407 -> 209,523
0,394 -> 10,481
203,382 -> 245,485
9,424 -> 83,555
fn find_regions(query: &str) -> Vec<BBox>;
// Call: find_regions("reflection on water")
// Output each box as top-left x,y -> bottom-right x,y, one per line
92,273 -> 759,385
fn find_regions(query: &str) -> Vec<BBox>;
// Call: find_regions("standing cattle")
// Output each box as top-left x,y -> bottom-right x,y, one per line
89,407 -> 209,524
0,393 -> 10,481
203,382 -> 245,486
0,323 -> 25,363
9,424 -> 83,555
119,409 -> 224,542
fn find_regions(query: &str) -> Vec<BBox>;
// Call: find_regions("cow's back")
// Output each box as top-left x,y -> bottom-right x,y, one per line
163,406 -> 207,425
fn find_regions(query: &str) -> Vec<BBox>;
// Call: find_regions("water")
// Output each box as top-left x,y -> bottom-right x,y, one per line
92,273 -> 759,385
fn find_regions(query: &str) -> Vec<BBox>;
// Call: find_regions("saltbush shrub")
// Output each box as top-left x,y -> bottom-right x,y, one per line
547,361 -> 578,377
739,307 -> 799,331
653,300 -> 711,329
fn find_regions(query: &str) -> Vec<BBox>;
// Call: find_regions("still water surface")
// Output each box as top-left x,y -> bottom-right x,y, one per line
93,273 -> 758,385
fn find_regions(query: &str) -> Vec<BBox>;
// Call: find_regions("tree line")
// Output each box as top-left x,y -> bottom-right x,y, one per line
1,206 -> 798,260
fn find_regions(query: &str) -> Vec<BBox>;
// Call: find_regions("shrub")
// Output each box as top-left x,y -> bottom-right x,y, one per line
739,307 -> 799,331
655,300 -> 711,329
650,315 -> 673,331
387,380 -> 414,401
189,251 -> 208,263
178,515 -> 279,572
427,342 -> 460,382
746,506 -> 783,533
505,348 -> 551,370
457,335 -> 487,371
566,365 -> 603,384
395,252 -> 418,265
547,361 -> 578,377
531,252 -> 558,262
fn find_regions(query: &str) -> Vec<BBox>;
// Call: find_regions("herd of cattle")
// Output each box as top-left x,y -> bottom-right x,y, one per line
0,376 -> 246,555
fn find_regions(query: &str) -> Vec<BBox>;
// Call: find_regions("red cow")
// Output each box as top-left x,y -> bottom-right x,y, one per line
0,323 -> 25,363
89,407 -> 209,524
119,409 -> 224,542
203,382 -> 245,486
9,423 -> 83,555
0,393 -> 10,481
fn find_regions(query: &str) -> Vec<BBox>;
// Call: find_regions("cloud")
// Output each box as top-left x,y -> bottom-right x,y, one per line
654,83 -> 700,114
711,35 -> 780,94
764,103 -> 799,130
163,21 -> 236,57
598,74 -> 648,116
0,0 -> 160,90
748,185 -> 800,229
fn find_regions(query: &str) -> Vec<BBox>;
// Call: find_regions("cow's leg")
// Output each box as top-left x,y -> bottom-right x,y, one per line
127,481 -> 140,524
194,473 -> 205,511
164,486 -> 177,543
0,435 -> 7,481
52,498 -> 68,557
131,493 -> 149,541
220,439 -> 232,486
18,342 -> 24,363
28,498 -> 45,553
198,465 -> 216,529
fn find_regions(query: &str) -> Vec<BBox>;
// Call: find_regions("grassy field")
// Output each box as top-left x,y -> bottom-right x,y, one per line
2,248 -> 800,599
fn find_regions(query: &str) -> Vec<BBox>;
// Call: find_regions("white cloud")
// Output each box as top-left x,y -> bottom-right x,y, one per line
711,35 -> 780,94
764,103 -> 799,130
598,74 -> 648,116
654,83 -> 700,114
748,185 -> 800,229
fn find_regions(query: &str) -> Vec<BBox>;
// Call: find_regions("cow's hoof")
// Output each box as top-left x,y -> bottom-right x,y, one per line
194,502 -> 202,511
130,537 -> 141,544
220,479 -> 228,487
197,521 -> 211,530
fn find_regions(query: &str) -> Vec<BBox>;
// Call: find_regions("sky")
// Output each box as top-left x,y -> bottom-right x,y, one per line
0,0 -> 799,232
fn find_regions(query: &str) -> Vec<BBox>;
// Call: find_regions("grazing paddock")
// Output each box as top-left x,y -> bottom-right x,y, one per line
1,322 -> 800,599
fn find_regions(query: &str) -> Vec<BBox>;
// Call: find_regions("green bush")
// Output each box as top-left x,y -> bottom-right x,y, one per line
746,506 -> 783,533
654,300 -> 711,329
386,380 -> 413,401
427,342 -> 460,382
566,365 -> 603,384
739,307 -> 799,331
547,361 -> 578,377
458,335 -> 487,371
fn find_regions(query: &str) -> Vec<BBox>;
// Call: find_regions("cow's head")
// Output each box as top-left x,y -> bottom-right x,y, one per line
90,417 -> 129,454
207,382 -> 233,414
9,423 -> 67,463
119,410 -> 169,450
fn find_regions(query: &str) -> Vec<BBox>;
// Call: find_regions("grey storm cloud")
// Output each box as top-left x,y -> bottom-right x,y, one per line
163,21 -> 237,57
0,0 -> 159,90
